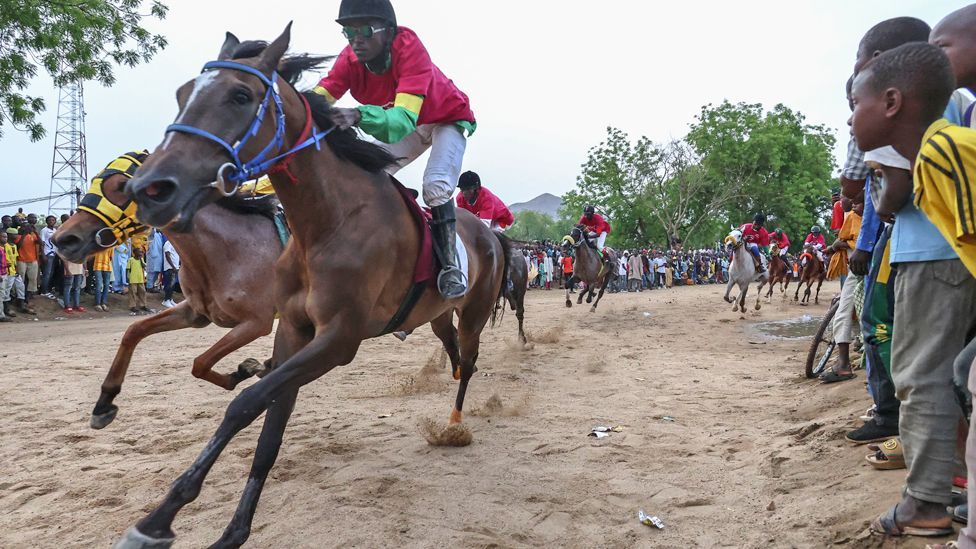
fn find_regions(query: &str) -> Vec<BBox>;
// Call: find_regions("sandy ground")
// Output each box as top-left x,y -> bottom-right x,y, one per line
0,282 -> 952,548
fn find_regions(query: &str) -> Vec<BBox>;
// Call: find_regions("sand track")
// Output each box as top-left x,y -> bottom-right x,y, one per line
0,283 -> 944,548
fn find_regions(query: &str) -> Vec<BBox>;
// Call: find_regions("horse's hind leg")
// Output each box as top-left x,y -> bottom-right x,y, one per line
756,281 -> 766,310
590,275 -> 611,312
815,278 -> 825,304
211,386 -> 299,548
516,299 -> 527,345
430,312 -> 462,378
565,276 -> 575,308
451,312 -> 490,424
91,303 -> 203,429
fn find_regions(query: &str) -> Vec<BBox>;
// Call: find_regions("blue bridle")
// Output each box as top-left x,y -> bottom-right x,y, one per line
165,60 -> 334,194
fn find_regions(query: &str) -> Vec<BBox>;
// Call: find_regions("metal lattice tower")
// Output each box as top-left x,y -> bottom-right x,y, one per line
48,80 -> 87,214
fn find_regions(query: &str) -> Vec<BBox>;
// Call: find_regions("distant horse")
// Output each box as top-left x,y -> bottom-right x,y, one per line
561,225 -> 618,312
723,229 -> 770,313
120,27 -> 510,547
765,242 -> 792,301
794,243 -> 826,305
53,156 -> 281,429
503,246 -> 528,344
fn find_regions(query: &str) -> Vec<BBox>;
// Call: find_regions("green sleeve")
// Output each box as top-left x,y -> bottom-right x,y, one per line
356,105 -> 418,144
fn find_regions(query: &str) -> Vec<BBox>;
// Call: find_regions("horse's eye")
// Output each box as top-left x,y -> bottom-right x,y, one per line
232,90 -> 251,105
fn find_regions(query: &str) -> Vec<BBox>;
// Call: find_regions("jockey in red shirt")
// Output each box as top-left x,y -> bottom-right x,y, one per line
739,213 -> 770,273
455,171 -> 513,231
578,205 -> 611,252
771,228 -> 790,258
804,225 -> 827,262
314,0 -> 476,299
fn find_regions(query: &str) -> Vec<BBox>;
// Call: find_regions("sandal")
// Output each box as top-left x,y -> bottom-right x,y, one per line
865,438 -> 905,470
820,371 -> 856,384
871,504 -> 954,537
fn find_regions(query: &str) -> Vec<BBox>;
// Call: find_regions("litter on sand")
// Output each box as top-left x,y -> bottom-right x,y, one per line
638,509 -> 664,529
661,416 -> 675,422
589,425 -> 623,437
377,413 -> 393,419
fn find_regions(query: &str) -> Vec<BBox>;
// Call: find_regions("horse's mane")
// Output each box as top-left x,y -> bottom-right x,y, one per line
229,41 -> 399,174
216,193 -> 279,220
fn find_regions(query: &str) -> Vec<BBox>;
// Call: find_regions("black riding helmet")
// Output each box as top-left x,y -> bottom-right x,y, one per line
458,171 -> 481,190
753,213 -> 766,226
584,205 -> 596,216
336,0 -> 397,26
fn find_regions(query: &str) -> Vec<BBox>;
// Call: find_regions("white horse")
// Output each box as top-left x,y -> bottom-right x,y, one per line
723,229 -> 770,313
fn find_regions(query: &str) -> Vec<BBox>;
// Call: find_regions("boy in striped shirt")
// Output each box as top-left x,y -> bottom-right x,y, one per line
851,41 -> 976,539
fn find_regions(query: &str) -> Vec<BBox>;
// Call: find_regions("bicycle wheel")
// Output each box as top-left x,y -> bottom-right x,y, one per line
805,300 -> 840,378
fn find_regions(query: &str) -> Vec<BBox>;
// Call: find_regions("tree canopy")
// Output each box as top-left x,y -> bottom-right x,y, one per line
0,0 -> 169,141
506,210 -> 563,243
562,101 -> 836,251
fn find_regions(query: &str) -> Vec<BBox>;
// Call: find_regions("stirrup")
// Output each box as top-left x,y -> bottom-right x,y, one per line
437,266 -> 468,299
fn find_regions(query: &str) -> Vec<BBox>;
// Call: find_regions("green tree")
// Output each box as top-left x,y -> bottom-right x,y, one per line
507,210 -> 562,242
686,101 -> 836,252
0,0 -> 169,141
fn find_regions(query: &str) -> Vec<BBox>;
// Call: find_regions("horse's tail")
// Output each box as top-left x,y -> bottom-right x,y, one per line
491,231 -> 513,328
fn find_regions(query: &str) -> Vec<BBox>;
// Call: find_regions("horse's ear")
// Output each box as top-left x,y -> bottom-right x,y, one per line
218,32 -> 240,61
257,22 -> 292,75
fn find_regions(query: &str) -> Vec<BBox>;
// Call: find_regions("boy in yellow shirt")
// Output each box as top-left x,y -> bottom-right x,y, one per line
125,247 -> 151,315
851,41 -> 976,539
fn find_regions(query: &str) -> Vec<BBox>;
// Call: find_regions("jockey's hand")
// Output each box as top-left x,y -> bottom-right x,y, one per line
849,249 -> 871,276
329,107 -> 361,130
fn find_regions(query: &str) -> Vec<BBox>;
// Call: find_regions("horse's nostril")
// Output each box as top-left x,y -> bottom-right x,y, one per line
55,234 -> 81,250
141,179 -> 178,203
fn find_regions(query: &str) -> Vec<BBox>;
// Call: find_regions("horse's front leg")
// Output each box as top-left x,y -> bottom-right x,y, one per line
92,303 -> 203,429
755,280 -> 766,310
564,275 -> 574,308
118,319 -> 362,548
723,276 -> 736,303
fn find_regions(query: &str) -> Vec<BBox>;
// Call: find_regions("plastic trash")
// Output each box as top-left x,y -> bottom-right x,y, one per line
661,416 -> 675,422
638,509 -> 664,529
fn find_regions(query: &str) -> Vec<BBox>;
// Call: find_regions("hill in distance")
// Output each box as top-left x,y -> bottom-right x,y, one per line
508,193 -> 563,219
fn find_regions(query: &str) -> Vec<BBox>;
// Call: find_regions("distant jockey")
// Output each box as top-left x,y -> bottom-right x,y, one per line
455,171 -> 513,231
739,213 -> 770,273
578,205 -> 611,252
804,225 -> 827,262
772,228 -> 790,258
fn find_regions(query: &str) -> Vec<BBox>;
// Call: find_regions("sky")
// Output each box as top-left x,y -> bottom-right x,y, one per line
0,0 -> 966,213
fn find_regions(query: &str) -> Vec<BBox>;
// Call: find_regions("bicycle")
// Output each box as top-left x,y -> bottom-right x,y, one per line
805,295 -> 841,379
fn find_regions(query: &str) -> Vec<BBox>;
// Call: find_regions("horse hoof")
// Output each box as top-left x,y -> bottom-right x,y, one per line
755,303 -> 762,311
589,306 -> 596,313
449,409 -> 463,424
237,358 -> 266,378
565,301 -> 572,308
90,405 -> 119,430
114,527 -> 175,549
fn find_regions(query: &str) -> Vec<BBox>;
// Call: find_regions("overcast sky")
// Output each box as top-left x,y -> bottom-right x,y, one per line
0,0 -> 965,213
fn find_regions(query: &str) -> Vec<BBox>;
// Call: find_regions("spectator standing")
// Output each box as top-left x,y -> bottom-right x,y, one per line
627,251 -> 643,292
62,259 -> 86,313
39,215 -> 58,297
126,247 -> 151,315
146,229 -> 164,292
111,242 -> 129,293
13,215 -> 41,308
561,253 -> 573,290
92,247 -> 114,312
161,237 -> 180,308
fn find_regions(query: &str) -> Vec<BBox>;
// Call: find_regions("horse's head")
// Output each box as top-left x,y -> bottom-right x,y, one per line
54,169 -> 147,263
126,25 -> 299,231
724,229 -> 742,253
770,242 -> 780,256
561,226 -> 585,249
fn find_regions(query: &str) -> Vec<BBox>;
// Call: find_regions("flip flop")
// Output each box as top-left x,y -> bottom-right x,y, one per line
865,438 -> 905,470
820,371 -> 856,384
952,504 -> 968,526
871,504 -> 955,537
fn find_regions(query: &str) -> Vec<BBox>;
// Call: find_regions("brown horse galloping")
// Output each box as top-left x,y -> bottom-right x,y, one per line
120,27 -> 508,548
765,242 -> 792,302
503,247 -> 529,344
561,225 -> 618,312
54,167 -> 281,429
794,243 -> 826,305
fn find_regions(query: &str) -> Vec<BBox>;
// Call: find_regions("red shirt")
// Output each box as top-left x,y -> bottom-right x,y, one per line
317,27 -> 475,126
455,187 -> 513,229
772,232 -> 790,249
830,200 -> 845,231
739,223 -> 770,246
578,213 -> 611,235
561,256 -> 574,274
805,234 -> 826,247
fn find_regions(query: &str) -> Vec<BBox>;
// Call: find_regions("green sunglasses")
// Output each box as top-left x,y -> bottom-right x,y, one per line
341,25 -> 388,41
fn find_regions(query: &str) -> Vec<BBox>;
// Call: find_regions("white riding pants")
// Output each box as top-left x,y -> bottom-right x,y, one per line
381,124 -> 467,207
597,232 -> 607,250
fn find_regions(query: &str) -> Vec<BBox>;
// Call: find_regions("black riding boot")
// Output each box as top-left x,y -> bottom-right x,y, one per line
3,301 -> 16,318
430,202 -> 467,299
